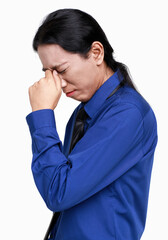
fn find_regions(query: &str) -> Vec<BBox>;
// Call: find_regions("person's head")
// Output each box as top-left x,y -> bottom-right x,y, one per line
33,8 -> 138,102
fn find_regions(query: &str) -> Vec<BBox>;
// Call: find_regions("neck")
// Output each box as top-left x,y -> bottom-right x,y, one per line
98,64 -> 114,88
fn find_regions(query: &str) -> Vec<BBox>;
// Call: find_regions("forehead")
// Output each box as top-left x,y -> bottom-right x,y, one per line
37,44 -> 83,67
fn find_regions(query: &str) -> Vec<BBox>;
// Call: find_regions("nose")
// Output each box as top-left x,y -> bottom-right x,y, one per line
61,78 -> 67,88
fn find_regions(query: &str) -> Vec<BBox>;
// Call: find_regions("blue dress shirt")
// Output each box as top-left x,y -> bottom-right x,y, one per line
26,70 -> 158,240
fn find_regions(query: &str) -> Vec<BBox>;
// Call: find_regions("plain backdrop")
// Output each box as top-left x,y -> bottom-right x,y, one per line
0,0 -> 167,239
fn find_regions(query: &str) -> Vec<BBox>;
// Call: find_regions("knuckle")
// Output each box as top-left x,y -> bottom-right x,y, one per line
33,81 -> 38,86
39,77 -> 45,83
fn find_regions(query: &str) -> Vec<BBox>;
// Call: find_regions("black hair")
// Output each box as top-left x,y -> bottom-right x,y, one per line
33,8 -> 138,91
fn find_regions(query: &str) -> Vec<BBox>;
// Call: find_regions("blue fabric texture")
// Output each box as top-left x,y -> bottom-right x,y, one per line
26,70 -> 158,240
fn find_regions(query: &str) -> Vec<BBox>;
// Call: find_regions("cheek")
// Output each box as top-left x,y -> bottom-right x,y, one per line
64,62 -> 97,88
79,64 -> 97,83
63,67 -> 83,86
82,68 -> 98,89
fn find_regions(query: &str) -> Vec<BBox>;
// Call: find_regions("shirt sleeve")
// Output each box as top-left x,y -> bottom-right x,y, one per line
26,105 -> 145,212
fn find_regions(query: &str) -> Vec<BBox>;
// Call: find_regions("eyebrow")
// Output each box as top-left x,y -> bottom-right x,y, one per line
42,62 -> 68,72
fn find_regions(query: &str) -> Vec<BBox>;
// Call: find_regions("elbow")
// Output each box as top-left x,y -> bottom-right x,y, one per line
46,196 -> 72,212
45,175 -> 72,212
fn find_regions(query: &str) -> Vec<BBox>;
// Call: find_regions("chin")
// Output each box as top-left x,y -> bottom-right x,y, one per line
73,92 -> 92,103
74,96 -> 89,103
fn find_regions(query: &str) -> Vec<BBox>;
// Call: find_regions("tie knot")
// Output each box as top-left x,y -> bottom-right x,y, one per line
76,107 -> 88,122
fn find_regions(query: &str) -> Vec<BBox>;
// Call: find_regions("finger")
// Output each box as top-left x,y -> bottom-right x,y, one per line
45,69 -> 53,79
53,70 -> 61,89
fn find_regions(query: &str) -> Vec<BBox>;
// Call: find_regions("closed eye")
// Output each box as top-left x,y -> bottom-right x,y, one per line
57,69 -> 67,74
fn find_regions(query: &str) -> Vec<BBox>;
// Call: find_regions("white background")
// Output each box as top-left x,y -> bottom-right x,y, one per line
0,0 -> 167,239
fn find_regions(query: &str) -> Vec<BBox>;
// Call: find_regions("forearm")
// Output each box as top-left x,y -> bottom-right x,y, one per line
26,109 -> 71,211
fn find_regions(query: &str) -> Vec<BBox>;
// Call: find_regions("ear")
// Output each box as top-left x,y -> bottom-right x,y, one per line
90,41 -> 104,66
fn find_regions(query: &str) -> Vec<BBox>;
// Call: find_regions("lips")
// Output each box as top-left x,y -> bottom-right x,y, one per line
66,90 -> 76,97
66,90 -> 75,94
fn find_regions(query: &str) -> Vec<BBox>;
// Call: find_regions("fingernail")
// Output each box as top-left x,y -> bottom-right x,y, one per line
53,70 -> 58,75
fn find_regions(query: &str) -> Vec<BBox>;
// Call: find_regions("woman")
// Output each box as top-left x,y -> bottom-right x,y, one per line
26,8 -> 158,240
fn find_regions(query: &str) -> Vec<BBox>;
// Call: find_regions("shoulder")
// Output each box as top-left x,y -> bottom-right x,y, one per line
104,85 -> 157,134
109,85 -> 154,120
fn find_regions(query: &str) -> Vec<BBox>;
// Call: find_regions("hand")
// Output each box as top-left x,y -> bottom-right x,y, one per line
28,70 -> 62,112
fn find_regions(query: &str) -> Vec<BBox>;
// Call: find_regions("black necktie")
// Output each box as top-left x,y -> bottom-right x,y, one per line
68,107 -> 88,154
44,82 -> 123,240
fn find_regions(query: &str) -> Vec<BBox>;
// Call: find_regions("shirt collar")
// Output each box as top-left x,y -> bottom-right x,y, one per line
80,69 -> 123,119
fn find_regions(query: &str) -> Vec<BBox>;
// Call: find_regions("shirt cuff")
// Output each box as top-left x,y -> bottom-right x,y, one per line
26,109 -> 56,135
